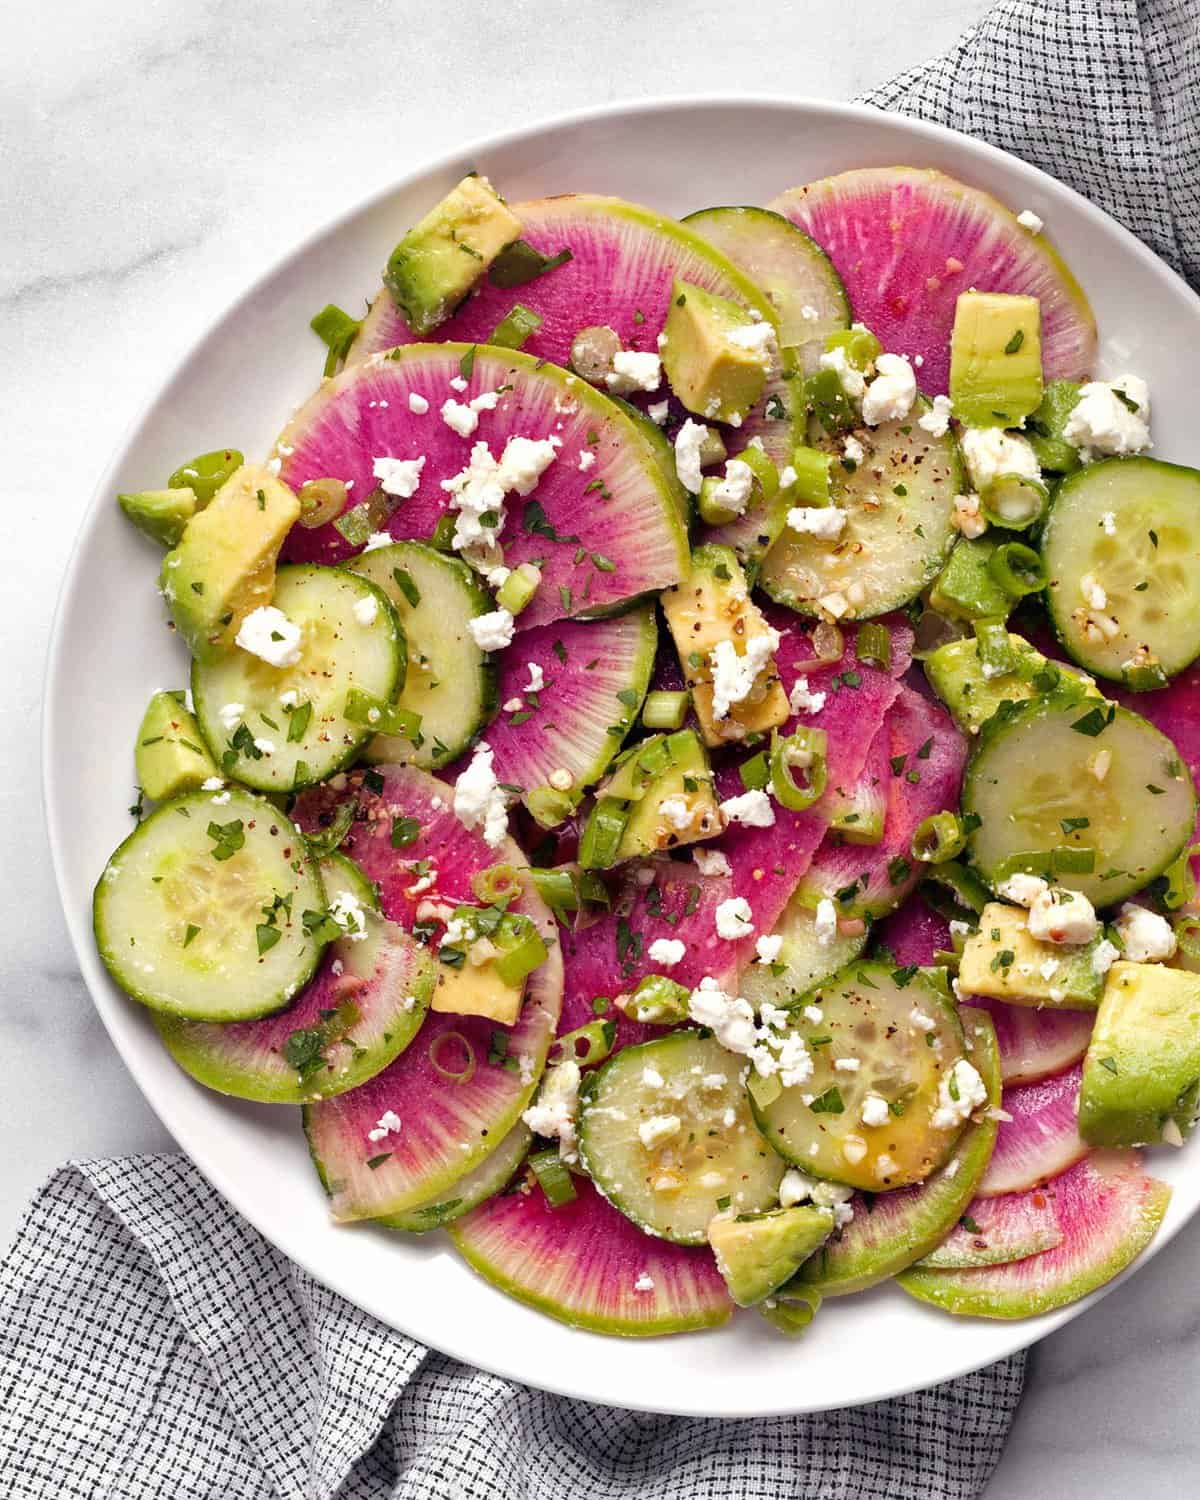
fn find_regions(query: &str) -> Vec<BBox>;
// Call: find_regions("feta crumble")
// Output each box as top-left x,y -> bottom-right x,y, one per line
788,676 -> 827,716
353,594 -> 378,626
647,937 -> 686,967
709,629 -> 781,719
960,427 -> 1041,492
633,1272 -> 655,1292
372,454 -> 426,499
453,741 -> 509,847
647,400 -> 670,425
861,1093 -> 890,1128
931,1058 -> 988,1131
329,889 -> 369,942
756,934 -> 783,965
1114,903 -> 1176,963
363,531 -> 394,552
787,505 -> 846,540
441,399 -> 480,437
638,1114 -> 682,1149
719,789 -> 775,828
819,345 -> 866,402
468,608 -> 516,652
997,872 -> 1049,908
1027,886 -> 1100,946
843,435 -> 865,465
861,353 -> 916,426
235,606 -> 303,668
674,418 -> 709,493
606,350 -> 662,395
707,458 -> 756,517
918,394 -> 954,438
715,896 -> 754,941
813,898 -> 838,946
408,392 -> 429,415
1017,209 -> 1044,234
217,701 -> 245,732
522,1061 -> 582,1162
1063,376 -> 1151,460
693,847 -> 732,877
951,493 -> 987,539
366,1109 -> 403,1143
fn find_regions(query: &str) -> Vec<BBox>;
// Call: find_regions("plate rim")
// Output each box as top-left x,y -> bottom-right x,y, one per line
42,92 -> 1200,1417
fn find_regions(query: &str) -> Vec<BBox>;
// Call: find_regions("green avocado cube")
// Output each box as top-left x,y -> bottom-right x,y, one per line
661,280 -> 773,425
134,690 -> 219,802
928,537 -> 1014,623
959,902 -> 1107,1007
950,291 -> 1044,429
708,1205 -> 834,1307
118,487 -> 197,548
924,633 -> 1101,736
579,730 -> 720,868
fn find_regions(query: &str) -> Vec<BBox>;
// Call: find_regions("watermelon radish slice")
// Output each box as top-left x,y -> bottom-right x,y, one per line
977,1065 -> 1088,1198
769,167 -> 1097,394
917,1186 -> 1062,1270
274,344 -> 687,629
876,896 -> 951,967
153,856 -> 437,1104
793,1009 -> 1001,1296
962,997 -> 1094,1086
297,765 -> 562,1221
898,1150 -> 1170,1319
348,194 -> 773,368
483,607 -> 656,813
795,685 -> 967,920
380,1120 -> 531,1233
448,1174 -> 732,1335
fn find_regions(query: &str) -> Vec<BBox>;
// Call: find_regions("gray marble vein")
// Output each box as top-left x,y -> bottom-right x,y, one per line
7,0 -> 1196,1492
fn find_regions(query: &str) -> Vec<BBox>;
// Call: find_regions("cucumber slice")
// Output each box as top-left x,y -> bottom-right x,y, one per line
93,788 -> 326,1021
750,960 -> 971,1191
577,1030 -> 787,1244
1043,456 -> 1200,684
380,1121 -> 531,1232
792,1009 -> 1001,1295
682,205 -> 849,352
758,400 -> 962,618
152,852 -> 437,1102
962,697 -> 1196,905
192,564 -> 404,792
739,892 -> 868,1011
346,542 -> 496,768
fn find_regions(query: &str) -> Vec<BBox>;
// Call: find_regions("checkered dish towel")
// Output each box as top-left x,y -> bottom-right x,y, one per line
5,3 -> 1198,1496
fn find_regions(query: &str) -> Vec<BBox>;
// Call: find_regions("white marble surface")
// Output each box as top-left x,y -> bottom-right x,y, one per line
5,1 -> 1198,1492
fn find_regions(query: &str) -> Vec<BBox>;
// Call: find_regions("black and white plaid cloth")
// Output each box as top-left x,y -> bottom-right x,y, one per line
5,2 -> 1198,1495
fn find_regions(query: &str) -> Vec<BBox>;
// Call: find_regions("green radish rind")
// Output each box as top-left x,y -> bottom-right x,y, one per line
380,1122 -> 532,1232
739,894 -> 868,1009
93,789 -> 326,1022
191,565 -> 405,792
152,853 -> 437,1103
915,1184 -> 1062,1269
792,1011 -> 1001,1296
346,542 -> 497,769
758,399 -> 963,619
962,696 -> 1197,907
682,205 -> 850,352
896,1149 -> 1170,1319
1042,456 -> 1200,684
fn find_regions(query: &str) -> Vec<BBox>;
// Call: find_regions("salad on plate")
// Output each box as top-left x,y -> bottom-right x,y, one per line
94,163 -> 1200,1338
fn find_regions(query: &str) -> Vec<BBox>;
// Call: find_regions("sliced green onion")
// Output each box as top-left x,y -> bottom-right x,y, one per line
578,871 -> 610,907
429,513 -> 457,551
988,541 -> 1046,598
526,785 -> 575,829
334,488 -> 392,547
825,326 -> 881,369
911,811 -> 966,864
920,860 -> 991,919
698,475 -> 742,526
344,688 -> 422,742
697,426 -> 728,467
1050,845 -> 1096,875
770,727 -> 828,812
488,240 -> 573,288
310,303 -> 362,377
302,799 -> 357,858
1123,661 -> 1170,693
739,751 -> 770,792
471,863 -> 522,906
735,443 -> 779,500
759,1286 -> 822,1337
493,912 -> 550,986
496,562 -> 541,616
1157,846 -> 1199,909
973,617 -> 1019,677
789,445 -> 834,505
803,368 -> 857,436
530,867 -> 580,913
855,622 -> 891,670
980,474 -> 1049,530
528,1147 -> 577,1207
487,302 -> 544,350
297,477 -> 348,529
578,797 -> 630,869
993,850 -> 1056,883
167,448 -> 243,505
550,1019 -> 617,1069
623,974 -> 690,1024
1173,913 -> 1200,966
429,1031 -> 477,1084
642,690 -> 690,731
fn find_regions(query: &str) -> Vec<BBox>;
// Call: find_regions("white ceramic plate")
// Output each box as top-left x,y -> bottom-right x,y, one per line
45,97 -> 1200,1416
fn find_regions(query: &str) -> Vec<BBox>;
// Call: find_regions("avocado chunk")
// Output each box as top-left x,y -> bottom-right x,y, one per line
925,633 -> 1101,736
661,280 -> 774,424
383,175 -> 523,336
949,291 -> 1044,429
708,1205 -> 834,1307
579,730 -> 720,869
959,901 -> 1107,1008
928,537 -> 1015,623
1025,380 -> 1083,475
1079,961 -> 1200,1147
428,905 -> 547,1027
159,464 -> 300,664
661,544 -> 788,747
119,487 -> 197,548
134,689 -> 219,802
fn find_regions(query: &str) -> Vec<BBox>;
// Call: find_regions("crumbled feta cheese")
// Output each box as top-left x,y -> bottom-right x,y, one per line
453,741 -> 509,848
688,978 -> 758,1054
1091,937 -> 1120,976
727,321 -> 781,377
861,1093 -> 890,1128
778,1168 -> 815,1208
606,350 -> 662,395
1017,209 -> 1044,234
1027,886 -> 1100,945
210,791 -> 231,805
841,1136 -> 868,1164
363,531 -> 393,552
788,675 -> 827,716
715,896 -> 754,941
843,434 -> 865,464
522,1061 -> 582,1162
200,776 -> 225,792
329,889 -> 369,941
709,629 -> 781,719
638,1114 -> 682,1149
813,898 -> 838,946
496,435 -> 558,495
1100,510 -> 1117,536
218,700 -> 245,733
353,594 -> 378,626
952,493 -> 987,539
633,1272 -> 655,1292
524,661 -> 545,694
441,399 -> 479,437
909,1006 -> 936,1033
647,400 -> 670,425
787,505 -> 846,540
756,934 -> 783,965
366,1109 -> 403,1143
407,392 -> 429,415
960,427 -> 1041,492
861,353 -> 917,426
1089,749 -> 1112,783
707,458 -> 755,517
372,454 -> 426,498
930,1059 -> 987,1130
834,1057 -> 861,1072
819,345 -> 866,402
469,609 -> 516,652
818,591 -> 850,620
642,1066 -> 665,1089
1039,957 -> 1061,981
875,1154 -> 899,1181
803,1005 -> 823,1024
719,789 -> 776,828
694,847 -> 732,877
1080,572 -> 1107,611
1063,376 -> 1151,460
235,606 -> 303,668
997,872 -> 1049,908
578,450 -> 596,471
658,796 -> 694,831
449,376 -> 468,393
674,418 -> 709,493
918,394 -> 954,438
1114,903 -> 1176,963
648,937 -> 686,968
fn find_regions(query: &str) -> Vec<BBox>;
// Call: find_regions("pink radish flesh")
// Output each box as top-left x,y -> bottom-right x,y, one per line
877,898 -> 951,968
977,1064 -> 1088,1198
963,996 -> 1094,1086
919,1187 -> 1062,1269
